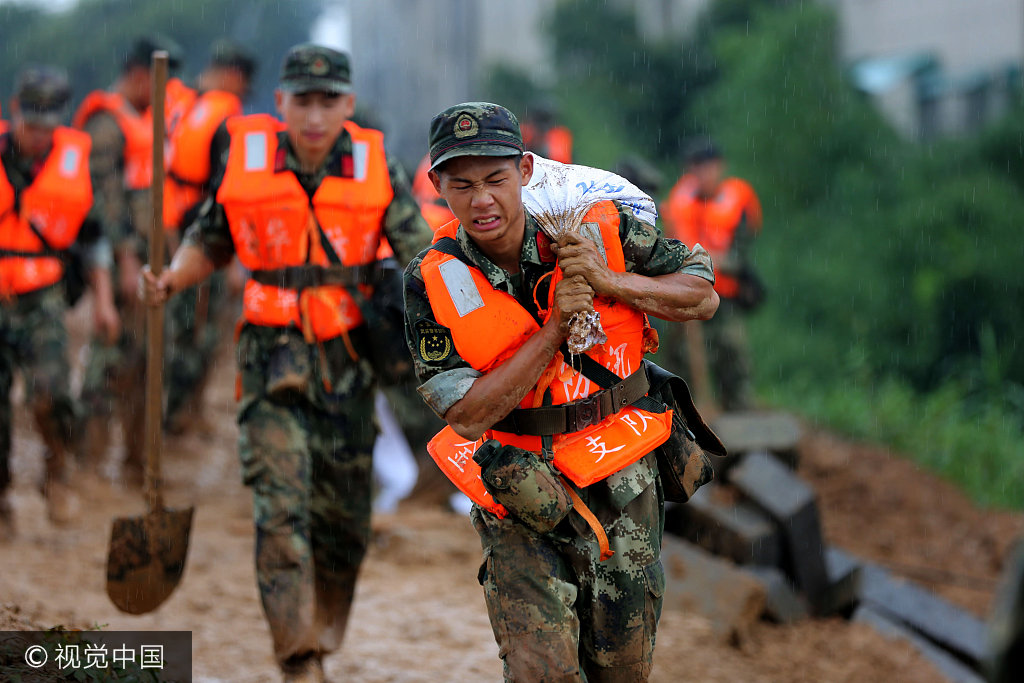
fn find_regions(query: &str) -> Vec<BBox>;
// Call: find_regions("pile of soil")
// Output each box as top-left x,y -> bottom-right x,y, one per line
0,300 -> 1019,681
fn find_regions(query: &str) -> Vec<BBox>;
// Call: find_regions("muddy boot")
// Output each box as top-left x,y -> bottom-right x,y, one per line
42,450 -> 79,526
0,491 -> 14,542
280,655 -> 324,683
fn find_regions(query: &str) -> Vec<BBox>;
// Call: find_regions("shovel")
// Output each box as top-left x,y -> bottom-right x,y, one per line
106,51 -> 194,614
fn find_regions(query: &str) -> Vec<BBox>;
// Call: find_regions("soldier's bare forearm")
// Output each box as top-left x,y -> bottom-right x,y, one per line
444,319 -> 565,441
605,271 -> 719,322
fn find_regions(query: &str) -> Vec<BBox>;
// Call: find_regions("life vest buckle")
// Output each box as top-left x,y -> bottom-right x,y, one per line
566,393 -> 606,432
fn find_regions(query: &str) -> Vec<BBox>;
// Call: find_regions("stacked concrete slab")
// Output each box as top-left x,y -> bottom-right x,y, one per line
661,410 -> 990,680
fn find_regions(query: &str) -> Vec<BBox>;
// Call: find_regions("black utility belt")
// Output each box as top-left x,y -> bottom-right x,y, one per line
491,366 -> 651,436
251,264 -> 376,289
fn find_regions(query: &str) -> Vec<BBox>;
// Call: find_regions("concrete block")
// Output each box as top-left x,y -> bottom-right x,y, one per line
665,485 -> 782,567
744,565 -> 809,624
711,411 -> 803,465
859,564 -> 988,666
661,535 -> 766,643
820,546 -> 863,616
853,604 -> 984,683
727,452 -> 829,611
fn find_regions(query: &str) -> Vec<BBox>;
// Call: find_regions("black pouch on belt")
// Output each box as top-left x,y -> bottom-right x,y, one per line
474,439 -> 574,535
265,330 -> 312,402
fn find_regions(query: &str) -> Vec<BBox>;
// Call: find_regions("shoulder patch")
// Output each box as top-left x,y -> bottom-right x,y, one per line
415,318 -> 454,363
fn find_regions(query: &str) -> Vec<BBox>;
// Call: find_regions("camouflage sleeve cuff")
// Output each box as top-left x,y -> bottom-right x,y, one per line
417,367 -> 483,418
677,242 -> 716,284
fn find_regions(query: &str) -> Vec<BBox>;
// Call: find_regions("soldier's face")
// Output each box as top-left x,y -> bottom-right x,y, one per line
431,153 -> 534,252
11,103 -> 55,159
691,159 -> 724,197
276,90 -> 354,163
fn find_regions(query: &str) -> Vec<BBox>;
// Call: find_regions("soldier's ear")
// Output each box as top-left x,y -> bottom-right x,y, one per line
274,89 -> 284,117
519,153 -> 534,186
428,169 -> 442,195
340,93 -> 356,120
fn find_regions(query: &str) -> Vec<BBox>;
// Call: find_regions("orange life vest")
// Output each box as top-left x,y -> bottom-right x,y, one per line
0,127 -> 93,298
662,175 -> 762,298
73,91 -> 152,190
421,201 -> 672,515
164,77 -> 198,138
216,114 -> 394,341
164,89 -> 242,230
420,202 -> 455,231
523,124 -> 573,164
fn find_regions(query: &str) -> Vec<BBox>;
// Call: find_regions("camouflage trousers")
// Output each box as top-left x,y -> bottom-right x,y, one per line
471,478 -> 665,682
78,301 -> 146,473
164,271 -> 231,426
0,286 -> 76,492
236,326 -> 377,668
656,298 -> 754,411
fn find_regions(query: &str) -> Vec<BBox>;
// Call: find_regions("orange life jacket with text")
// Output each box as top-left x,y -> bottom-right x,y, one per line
73,91 -> 152,190
216,114 -> 394,341
0,127 -> 92,298
164,89 -> 242,230
662,175 -> 761,298
421,202 -> 672,515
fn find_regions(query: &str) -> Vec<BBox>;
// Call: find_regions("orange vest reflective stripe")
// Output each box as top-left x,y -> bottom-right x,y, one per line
422,201 -> 672,514
0,127 -> 92,297
216,114 -> 394,341
164,90 -> 242,230
73,91 -> 152,190
663,175 -> 762,298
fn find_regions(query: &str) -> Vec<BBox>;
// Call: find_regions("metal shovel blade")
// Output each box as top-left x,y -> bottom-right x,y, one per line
106,506 -> 194,615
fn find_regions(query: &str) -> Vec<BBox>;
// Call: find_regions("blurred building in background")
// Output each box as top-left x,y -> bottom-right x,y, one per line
836,0 -> 1024,140
345,0 -> 554,167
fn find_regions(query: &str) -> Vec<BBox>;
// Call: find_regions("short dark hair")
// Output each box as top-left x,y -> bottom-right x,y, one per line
210,39 -> 257,81
685,137 -> 722,166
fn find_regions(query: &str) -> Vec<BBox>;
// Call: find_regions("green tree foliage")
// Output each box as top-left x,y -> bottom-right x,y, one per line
537,0 -> 1023,505
0,0 -> 322,116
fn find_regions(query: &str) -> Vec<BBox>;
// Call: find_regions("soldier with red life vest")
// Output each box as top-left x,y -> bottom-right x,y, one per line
403,103 -> 717,682
0,66 -> 119,537
73,36 -> 182,483
162,40 -> 256,434
662,139 -> 763,410
141,44 -> 431,683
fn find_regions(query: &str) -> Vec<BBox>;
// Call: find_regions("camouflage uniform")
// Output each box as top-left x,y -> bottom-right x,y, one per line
182,103 -> 431,669
77,106 -> 150,476
404,206 -> 714,681
0,115 -> 112,518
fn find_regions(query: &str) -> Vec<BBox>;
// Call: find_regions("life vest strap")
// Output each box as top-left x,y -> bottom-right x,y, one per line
560,475 -> 613,561
491,365 -> 651,436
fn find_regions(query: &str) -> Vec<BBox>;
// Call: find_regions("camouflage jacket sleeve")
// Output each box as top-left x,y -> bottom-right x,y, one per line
616,200 -> 715,282
382,157 -> 433,266
403,250 -> 481,418
81,111 -> 148,253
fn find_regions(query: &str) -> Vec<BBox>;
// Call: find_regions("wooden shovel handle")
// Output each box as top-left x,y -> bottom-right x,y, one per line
145,51 -> 168,514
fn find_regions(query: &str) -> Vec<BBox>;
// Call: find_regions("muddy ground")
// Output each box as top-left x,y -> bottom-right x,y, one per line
0,301 -> 1021,682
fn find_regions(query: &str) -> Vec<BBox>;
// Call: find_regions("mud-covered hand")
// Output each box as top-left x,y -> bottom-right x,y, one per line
550,274 -> 594,338
138,265 -> 175,307
551,233 -> 616,296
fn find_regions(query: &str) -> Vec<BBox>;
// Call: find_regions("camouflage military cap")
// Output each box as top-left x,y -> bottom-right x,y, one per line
124,35 -> 183,72
210,39 -> 257,81
428,102 -> 524,172
685,137 -> 722,165
279,44 -> 351,94
15,65 -> 71,126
